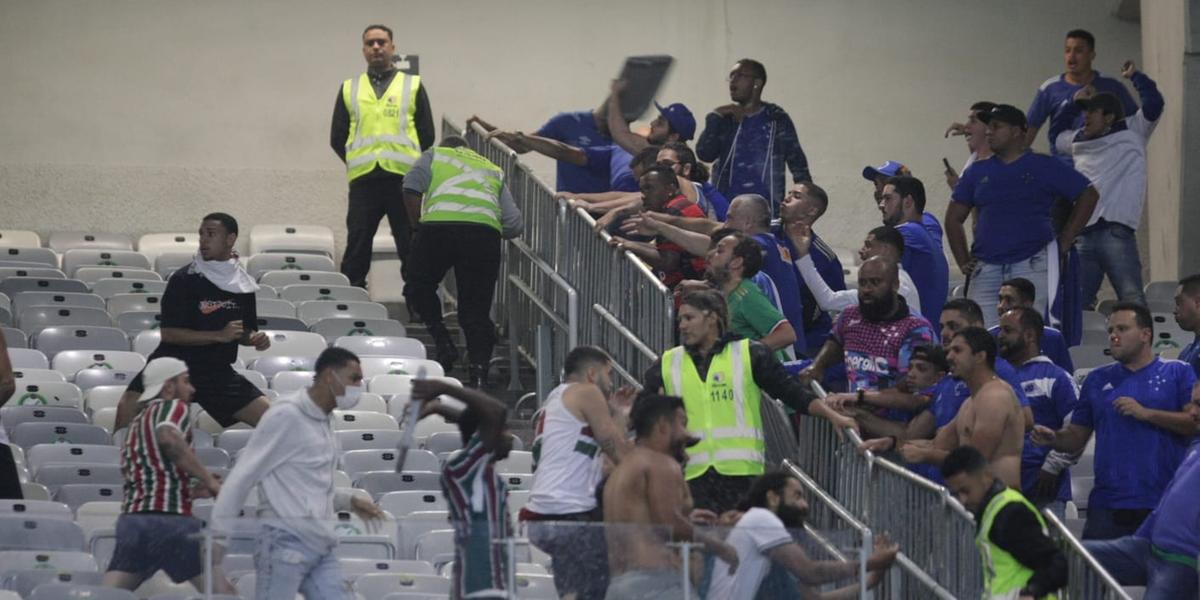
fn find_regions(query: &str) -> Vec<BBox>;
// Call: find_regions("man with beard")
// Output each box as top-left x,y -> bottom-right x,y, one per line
801,256 -> 935,429
942,446 -> 1068,599
602,393 -> 739,600
787,226 -> 922,317
996,307 -> 1080,519
989,277 -> 1074,372
1174,273 -> 1200,376
642,290 -> 855,512
707,471 -> 898,600
877,176 -> 949,321
900,327 -> 1026,489
1032,302 -> 1197,540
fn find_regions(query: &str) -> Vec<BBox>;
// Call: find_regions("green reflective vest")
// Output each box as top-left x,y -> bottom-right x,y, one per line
661,339 -> 766,480
420,147 -> 504,232
977,487 -> 1059,600
341,72 -> 422,181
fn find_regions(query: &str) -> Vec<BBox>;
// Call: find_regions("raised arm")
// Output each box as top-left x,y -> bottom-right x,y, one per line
626,214 -> 712,257
574,384 -> 634,464
413,380 -> 509,451
770,535 -> 896,586
606,81 -> 652,155
496,132 -> 587,166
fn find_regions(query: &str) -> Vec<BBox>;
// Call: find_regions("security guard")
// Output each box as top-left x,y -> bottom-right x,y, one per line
641,289 -> 856,513
403,136 -> 523,388
941,445 -> 1067,599
330,24 -> 435,289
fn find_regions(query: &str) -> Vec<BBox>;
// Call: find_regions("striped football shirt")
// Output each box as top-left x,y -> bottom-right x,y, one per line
442,432 -> 511,597
120,397 -> 193,515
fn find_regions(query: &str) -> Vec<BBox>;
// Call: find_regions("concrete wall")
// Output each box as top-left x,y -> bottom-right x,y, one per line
0,0 -> 1142,262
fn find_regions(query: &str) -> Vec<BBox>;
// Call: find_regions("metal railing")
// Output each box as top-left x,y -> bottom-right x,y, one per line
443,116 -> 673,390
1043,509 -> 1132,599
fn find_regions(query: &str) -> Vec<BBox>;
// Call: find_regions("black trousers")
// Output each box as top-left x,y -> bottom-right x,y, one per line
0,443 -> 23,499
404,224 -> 502,366
340,174 -> 411,288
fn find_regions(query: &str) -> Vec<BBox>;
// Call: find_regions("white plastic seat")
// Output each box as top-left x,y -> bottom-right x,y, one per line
354,572 -> 450,600
2,327 -> 29,349
62,250 -> 151,278
380,492 -> 448,520
0,515 -> 86,551
12,292 -> 106,315
12,369 -> 67,383
74,501 -> 121,544
237,330 -> 327,363
28,583 -> 133,600
311,318 -> 407,344
26,444 -> 120,474
281,284 -> 370,304
91,407 -> 117,433
106,293 -> 162,317
48,232 -> 133,254
132,329 -> 160,356
255,284 -> 278,299
73,369 -> 139,391
271,370 -> 315,392
34,464 -> 124,491
35,327 -> 129,358
340,558 -> 437,578
423,431 -> 463,455
256,298 -> 297,318
0,230 -> 42,248
9,348 -> 49,369
196,447 -> 231,469
54,483 -> 121,510
1069,345 -> 1112,370
297,301 -> 389,326
250,356 -> 317,379
8,381 -> 83,408
83,386 -> 126,414
413,529 -> 455,565
250,225 -> 336,257
337,429 -> 403,451
0,269 -> 64,287
233,369 -> 269,391
341,448 -> 436,477
73,268 -> 161,287
0,499 -> 73,519
19,306 -> 112,334
246,253 -> 337,279
332,410 -> 398,431
0,277 -> 88,298
90,278 -> 166,300
153,253 -> 193,278
0,247 -> 57,267
354,471 -> 441,499
2,406 -> 90,434
136,233 -> 198,261
253,315 -> 309,332
11,422 -> 109,449
115,311 -> 163,336
52,350 -> 146,379
260,270 -> 351,288
1144,280 -> 1179,303
336,336 -> 426,359
0,549 -> 97,574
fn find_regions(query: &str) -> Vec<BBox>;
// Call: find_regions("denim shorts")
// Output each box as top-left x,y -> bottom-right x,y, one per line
106,512 -> 203,583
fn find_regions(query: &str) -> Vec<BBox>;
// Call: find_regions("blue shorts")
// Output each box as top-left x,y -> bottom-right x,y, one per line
106,512 -> 204,583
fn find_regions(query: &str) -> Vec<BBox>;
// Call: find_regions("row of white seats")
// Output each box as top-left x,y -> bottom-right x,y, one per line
0,247 -> 341,280
0,226 -> 336,259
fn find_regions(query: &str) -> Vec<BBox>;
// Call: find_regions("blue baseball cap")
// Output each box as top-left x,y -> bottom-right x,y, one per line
654,101 -> 696,141
861,160 -> 909,182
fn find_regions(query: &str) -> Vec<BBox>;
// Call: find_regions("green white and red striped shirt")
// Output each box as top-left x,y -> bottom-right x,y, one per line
120,397 -> 193,515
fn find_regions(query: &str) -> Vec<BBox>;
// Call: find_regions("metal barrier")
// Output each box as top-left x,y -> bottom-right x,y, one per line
1043,509 -> 1132,600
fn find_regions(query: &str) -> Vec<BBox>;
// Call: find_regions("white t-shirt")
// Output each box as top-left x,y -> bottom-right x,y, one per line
707,507 -> 795,600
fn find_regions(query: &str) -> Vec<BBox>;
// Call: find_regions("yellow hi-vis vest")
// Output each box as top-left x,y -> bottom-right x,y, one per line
421,147 -> 504,233
341,72 -> 422,181
661,339 -> 766,480
977,487 -> 1059,600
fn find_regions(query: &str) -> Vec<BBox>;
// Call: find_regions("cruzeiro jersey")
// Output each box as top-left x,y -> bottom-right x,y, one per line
121,397 -> 193,515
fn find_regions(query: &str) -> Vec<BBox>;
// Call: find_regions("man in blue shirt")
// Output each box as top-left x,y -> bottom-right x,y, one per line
776,181 -> 845,356
988,277 -> 1074,372
697,59 -> 811,215
1025,29 -> 1139,165
1032,302 -> 1197,540
996,307 -> 1079,519
468,108 -> 613,193
878,175 -> 949,323
862,160 -> 943,243
1174,273 -> 1200,376
946,104 -> 1099,330
1084,418 -> 1200,599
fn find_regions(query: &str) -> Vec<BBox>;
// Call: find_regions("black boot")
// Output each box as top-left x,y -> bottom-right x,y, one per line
468,364 -> 489,389
429,326 -> 458,372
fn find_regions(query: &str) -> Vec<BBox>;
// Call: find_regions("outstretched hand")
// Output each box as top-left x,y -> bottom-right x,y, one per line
1121,60 -> 1137,79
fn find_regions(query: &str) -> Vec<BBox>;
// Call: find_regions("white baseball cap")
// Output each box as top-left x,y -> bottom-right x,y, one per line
137,357 -> 189,402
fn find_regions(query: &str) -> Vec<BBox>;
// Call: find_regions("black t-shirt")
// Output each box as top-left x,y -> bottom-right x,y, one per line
151,266 -> 258,367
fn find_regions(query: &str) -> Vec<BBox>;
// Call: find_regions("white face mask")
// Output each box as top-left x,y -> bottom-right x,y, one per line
332,373 -> 363,410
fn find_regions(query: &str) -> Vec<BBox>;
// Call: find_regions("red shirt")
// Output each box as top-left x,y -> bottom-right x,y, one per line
656,194 -> 708,288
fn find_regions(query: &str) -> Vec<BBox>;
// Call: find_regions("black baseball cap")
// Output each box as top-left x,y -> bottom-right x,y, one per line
1075,92 -> 1125,120
977,104 -> 1028,129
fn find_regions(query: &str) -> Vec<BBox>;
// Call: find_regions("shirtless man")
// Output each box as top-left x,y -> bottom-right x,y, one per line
603,394 -> 738,600
899,327 -> 1024,488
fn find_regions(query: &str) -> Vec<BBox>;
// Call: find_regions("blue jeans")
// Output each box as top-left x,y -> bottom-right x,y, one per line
970,247 -> 1050,329
1084,536 -> 1198,599
1077,221 -> 1146,308
254,526 -> 352,600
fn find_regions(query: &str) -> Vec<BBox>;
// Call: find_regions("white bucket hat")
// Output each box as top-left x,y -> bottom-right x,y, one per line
137,357 -> 189,402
